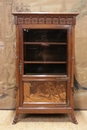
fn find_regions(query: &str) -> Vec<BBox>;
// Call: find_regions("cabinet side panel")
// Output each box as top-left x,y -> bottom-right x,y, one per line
70,26 -> 75,108
19,25 -> 24,106
67,26 -> 72,104
15,25 -> 20,109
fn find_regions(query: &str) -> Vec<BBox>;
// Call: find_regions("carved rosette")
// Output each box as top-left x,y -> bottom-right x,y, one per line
16,16 -> 73,25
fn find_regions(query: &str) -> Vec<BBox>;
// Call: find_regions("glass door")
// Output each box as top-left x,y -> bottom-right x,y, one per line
23,29 -> 67,76
20,27 -> 71,106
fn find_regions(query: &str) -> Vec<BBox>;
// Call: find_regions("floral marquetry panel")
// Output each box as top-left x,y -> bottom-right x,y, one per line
24,81 -> 66,103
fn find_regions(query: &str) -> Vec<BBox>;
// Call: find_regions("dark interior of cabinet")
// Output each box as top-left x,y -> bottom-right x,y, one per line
23,29 -> 67,42
24,64 -> 66,75
24,44 -> 67,61
23,29 -> 67,75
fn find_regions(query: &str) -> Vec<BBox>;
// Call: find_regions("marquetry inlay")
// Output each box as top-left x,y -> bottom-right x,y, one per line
17,16 -> 73,25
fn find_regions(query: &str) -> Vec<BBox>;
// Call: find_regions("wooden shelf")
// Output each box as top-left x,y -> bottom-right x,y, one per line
24,61 -> 67,64
24,73 -> 67,76
24,42 -> 67,45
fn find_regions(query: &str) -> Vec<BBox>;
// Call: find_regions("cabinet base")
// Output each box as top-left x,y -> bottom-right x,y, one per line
71,113 -> 78,124
12,113 -> 19,125
12,107 -> 78,124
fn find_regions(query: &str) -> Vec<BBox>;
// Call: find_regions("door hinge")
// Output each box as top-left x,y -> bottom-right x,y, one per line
19,60 -> 22,74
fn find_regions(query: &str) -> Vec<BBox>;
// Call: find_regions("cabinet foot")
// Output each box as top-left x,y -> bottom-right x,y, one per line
71,113 -> 78,124
12,114 -> 19,125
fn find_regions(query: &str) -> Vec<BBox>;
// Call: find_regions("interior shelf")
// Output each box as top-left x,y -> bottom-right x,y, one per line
24,61 -> 67,64
24,73 -> 67,75
24,42 -> 67,45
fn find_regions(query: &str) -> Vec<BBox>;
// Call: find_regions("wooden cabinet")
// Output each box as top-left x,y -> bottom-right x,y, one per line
12,12 -> 78,124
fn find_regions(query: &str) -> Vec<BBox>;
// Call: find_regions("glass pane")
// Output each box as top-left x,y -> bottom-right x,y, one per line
23,29 -> 67,42
24,81 -> 66,102
24,44 -> 67,61
24,64 -> 66,75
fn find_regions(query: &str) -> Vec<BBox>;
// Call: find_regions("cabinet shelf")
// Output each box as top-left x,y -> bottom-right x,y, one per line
24,73 -> 67,76
24,42 -> 67,45
24,61 -> 67,64
23,74 -> 67,78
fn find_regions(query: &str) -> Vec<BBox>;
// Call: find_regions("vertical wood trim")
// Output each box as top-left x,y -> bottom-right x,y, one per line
72,16 -> 76,25
71,26 -> 75,88
70,25 -> 75,108
16,25 -> 20,108
21,27 -> 24,106
19,25 -> 24,106
67,26 -> 72,104
21,28 -> 24,75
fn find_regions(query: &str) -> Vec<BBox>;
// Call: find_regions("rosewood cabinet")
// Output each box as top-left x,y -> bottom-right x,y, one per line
12,12 -> 78,124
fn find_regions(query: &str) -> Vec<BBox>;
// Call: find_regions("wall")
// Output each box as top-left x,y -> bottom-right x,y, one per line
0,0 -> 87,109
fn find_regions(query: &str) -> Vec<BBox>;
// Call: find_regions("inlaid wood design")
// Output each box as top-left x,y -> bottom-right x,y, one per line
25,17 -> 31,24
46,18 -> 52,24
39,18 -> 45,24
32,17 -> 38,24
17,17 -> 73,25
24,82 -> 66,102
66,18 -> 72,24
53,18 -> 58,24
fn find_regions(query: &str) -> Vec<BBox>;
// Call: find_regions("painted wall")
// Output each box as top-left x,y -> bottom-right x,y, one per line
0,0 -> 87,109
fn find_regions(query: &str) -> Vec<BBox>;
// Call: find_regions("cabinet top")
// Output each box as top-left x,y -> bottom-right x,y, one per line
12,12 -> 79,25
12,12 -> 79,16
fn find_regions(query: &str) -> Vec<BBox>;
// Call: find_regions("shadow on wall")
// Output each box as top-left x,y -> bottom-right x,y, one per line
74,76 -> 87,90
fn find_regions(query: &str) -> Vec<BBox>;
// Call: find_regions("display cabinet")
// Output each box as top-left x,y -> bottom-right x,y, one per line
12,12 -> 78,124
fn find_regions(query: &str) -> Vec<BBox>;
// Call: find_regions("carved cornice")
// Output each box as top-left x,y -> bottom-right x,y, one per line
13,12 -> 79,25
16,16 -> 74,25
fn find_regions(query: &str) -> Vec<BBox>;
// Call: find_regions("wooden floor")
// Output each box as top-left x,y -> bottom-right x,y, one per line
0,110 -> 87,130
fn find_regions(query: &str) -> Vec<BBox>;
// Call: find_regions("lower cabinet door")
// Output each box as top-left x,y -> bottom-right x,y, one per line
22,81 -> 68,107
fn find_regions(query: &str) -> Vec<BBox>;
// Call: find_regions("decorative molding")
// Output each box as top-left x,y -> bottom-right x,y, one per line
17,16 -> 73,25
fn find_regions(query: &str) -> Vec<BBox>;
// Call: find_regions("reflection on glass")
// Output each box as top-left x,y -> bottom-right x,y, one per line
24,44 -> 67,61
23,29 -> 67,42
23,29 -> 67,75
